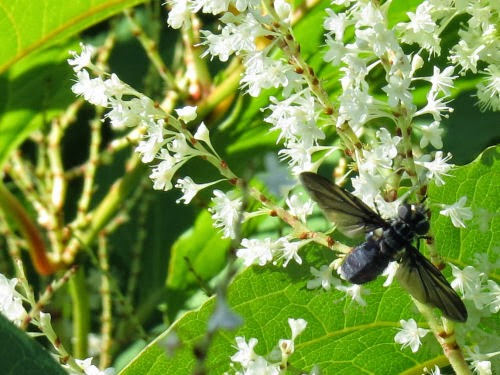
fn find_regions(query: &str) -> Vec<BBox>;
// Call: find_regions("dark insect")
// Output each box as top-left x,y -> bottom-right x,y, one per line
300,171 -> 467,322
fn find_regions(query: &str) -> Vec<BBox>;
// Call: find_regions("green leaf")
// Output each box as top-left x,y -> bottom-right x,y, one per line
0,0 -> 146,72
0,0 -> 146,169
428,145 -> 499,267
0,314 -> 66,374
164,210 -> 231,317
121,245 -> 449,375
0,41 -> 77,170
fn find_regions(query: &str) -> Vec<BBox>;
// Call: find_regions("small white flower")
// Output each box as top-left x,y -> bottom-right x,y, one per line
148,149 -> 184,191
394,318 -> 429,353
67,43 -> 96,72
0,274 -> 27,326
288,318 -> 307,340
419,121 -> 444,149
415,151 -> 454,186
449,264 -> 494,310
193,122 -> 209,143
209,190 -> 243,239
406,2 -> 436,34
176,106 -> 198,122
324,8 -> 348,41
135,119 -> 169,163
415,90 -> 454,121
274,237 -> 304,267
485,280 -> 499,313
71,70 -> 108,107
75,357 -> 115,375
236,238 -> 274,266
286,194 -> 313,223
382,74 -> 413,108
274,0 -> 291,23
307,265 -> 338,290
439,196 -> 473,228
335,284 -> 368,306
244,356 -> 280,374
279,339 -> 294,356
427,66 -> 457,97
175,176 -> 222,204
465,346 -> 500,375
449,40 -> 484,74
230,337 -> 258,367
382,261 -> 399,287
450,264 -> 483,297
167,0 -> 189,29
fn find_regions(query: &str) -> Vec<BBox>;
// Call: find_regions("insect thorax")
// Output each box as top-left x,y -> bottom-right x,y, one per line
379,204 -> 429,257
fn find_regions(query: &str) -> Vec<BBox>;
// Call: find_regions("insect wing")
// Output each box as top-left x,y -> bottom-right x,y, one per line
300,172 -> 387,237
396,246 -> 467,322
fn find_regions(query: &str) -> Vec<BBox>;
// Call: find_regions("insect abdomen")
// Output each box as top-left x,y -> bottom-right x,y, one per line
341,239 -> 392,284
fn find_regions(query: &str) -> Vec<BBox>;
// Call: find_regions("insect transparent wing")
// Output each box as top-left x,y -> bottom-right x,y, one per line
300,172 -> 387,237
396,246 -> 467,322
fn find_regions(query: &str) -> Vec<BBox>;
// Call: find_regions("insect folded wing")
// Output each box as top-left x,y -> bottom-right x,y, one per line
396,246 -> 468,322
299,172 -> 387,238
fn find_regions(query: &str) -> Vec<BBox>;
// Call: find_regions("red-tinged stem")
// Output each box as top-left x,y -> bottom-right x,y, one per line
0,182 -> 55,275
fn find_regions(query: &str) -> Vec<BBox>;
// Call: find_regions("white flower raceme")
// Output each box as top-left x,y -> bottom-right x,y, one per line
394,318 -> 429,353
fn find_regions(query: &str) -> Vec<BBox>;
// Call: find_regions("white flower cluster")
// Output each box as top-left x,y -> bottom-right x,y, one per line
395,0 -> 500,111
68,45 -> 225,200
227,318 -> 308,374
451,264 -> 499,315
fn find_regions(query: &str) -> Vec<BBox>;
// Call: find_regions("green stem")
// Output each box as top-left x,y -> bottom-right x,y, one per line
68,267 -> 90,359
63,156 -> 148,264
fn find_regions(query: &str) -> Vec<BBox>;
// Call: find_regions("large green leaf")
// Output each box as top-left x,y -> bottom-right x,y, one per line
0,41 -> 77,169
0,0 -> 146,169
0,314 -> 66,374
0,0 -> 146,72
428,145 -> 499,267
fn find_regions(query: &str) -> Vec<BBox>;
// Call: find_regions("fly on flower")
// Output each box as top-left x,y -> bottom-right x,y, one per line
300,172 -> 467,322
